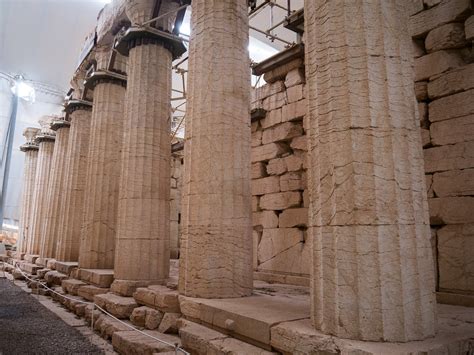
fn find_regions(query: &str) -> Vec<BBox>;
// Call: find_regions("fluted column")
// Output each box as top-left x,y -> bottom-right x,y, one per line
178,0 -> 253,298
40,118 -> 70,259
305,0 -> 436,341
56,101 -> 92,261
79,71 -> 126,270
110,0 -> 183,296
27,120 -> 56,256
18,128 -> 40,254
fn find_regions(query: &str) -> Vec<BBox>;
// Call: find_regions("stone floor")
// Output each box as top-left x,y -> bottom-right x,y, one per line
0,278 -> 106,354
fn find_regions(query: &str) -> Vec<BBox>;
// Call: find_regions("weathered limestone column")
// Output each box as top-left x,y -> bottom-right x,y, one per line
110,0 -> 185,296
39,117 -> 70,259
27,119 -> 56,256
305,0 -> 436,341
178,0 -> 253,298
79,56 -> 126,270
18,128 -> 40,254
55,101 -> 92,262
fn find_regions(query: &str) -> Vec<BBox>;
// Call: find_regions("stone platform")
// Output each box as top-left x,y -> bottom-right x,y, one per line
79,269 -> 114,288
19,262 -> 42,275
24,254 -> 39,264
55,261 -> 78,276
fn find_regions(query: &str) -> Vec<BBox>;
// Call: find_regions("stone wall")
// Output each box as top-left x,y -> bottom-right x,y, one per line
250,63 -> 310,286
170,148 -> 183,259
410,0 -> 474,298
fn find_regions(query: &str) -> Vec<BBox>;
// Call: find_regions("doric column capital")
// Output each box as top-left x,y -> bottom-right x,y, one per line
64,99 -> 93,114
115,27 -> 186,60
35,133 -> 56,143
20,142 -> 39,152
83,70 -> 127,91
51,118 -> 71,131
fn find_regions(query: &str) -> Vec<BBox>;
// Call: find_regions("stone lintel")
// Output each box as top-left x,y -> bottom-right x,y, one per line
252,43 -> 304,76
83,70 -> 127,91
115,26 -> 186,60
64,99 -> 93,114
50,119 -> 71,131
19,142 -> 39,152
35,133 -> 55,143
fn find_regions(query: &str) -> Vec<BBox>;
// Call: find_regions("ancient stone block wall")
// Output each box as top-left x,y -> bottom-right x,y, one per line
410,0 -> 474,297
250,66 -> 310,286
170,150 -> 183,259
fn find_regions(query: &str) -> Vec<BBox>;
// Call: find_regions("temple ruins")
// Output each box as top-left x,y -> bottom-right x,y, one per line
2,0 -> 474,353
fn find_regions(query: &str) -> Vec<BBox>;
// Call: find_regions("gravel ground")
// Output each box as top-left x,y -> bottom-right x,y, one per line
0,279 -> 103,354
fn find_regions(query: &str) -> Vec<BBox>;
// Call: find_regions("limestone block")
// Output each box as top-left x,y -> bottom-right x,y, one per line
252,211 -> 279,229
207,338 -> 276,355
283,154 -> 304,172
77,285 -> 109,301
252,176 -> 280,196
430,114 -> 474,145
466,16 -> 474,41
262,122 -> 303,145
280,172 -> 304,192
408,0 -> 424,15
260,192 -> 301,210
93,314 -> 130,340
252,196 -> 259,212
285,68 -> 305,87
425,23 -> 467,53
94,293 -> 138,319
281,100 -> 306,122
36,268 -> 51,278
428,63 -> 474,99
266,158 -> 287,175
112,330 -> 178,355
133,285 -> 180,313
46,259 -> 56,270
429,197 -> 474,224
438,224 -> 474,292
424,141 -> 474,172
251,162 -> 267,179
251,143 -> 288,163
258,228 -> 309,275
178,319 -> 227,355
421,128 -> 431,147
261,108 -> 282,129
158,312 -> 180,334
429,90 -> 474,123
61,279 -> 87,295
415,81 -> 428,101
130,306 -> 147,327
262,92 -> 287,111
414,50 -> 464,81
287,84 -> 304,103
178,297 -> 201,320
253,81 -> 285,102
279,208 -> 308,228
409,0 -> 471,37
426,174 -> 434,198
44,270 -> 67,286
432,169 -> 474,196
80,268 -> 114,288
252,130 -> 262,147
290,135 -> 307,151
418,102 -> 428,126
264,58 -> 303,83
145,308 -> 164,330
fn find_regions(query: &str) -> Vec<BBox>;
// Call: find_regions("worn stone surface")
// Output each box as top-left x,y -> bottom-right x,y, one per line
425,23 -> 467,52
428,63 -> 474,99
157,312 -> 180,334
79,73 -> 125,269
415,50 -> 464,81
94,293 -> 138,319
305,0 -> 435,341
432,169 -> 474,197
278,208 -> 308,228
112,330 -> 178,355
430,114 -> 474,146
79,268 -> 114,288
40,122 -> 70,259
44,270 -> 68,286
429,90 -> 474,123
429,197 -> 474,224
466,15 -> 474,40
61,279 -> 87,295
251,142 -> 288,162
179,0 -> 253,299
251,176 -> 280,196
27,118 -> 55,255
253,211 -> 279,229
77,284 -> 110,301
54,261 -> 78,276
285,68 -> 305,87
424,141 -> 474,172
259,191 -> 301,210
56,107 -> 91,262
133,285 -> 180,313
262,122 -> 302,145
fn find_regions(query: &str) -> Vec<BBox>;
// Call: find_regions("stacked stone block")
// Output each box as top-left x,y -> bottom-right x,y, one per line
250,66 -> 309,285
410,0 -> 474,298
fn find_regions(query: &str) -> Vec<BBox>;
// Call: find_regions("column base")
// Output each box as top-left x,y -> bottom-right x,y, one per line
111,279 -> 166,297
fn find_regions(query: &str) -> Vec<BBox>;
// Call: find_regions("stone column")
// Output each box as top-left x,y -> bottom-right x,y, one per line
27,119 -> 56,256
39,117 -> 70,260
18,128 -> 40,254
110,0 -> 185,296
55,101 -> 92,262
178,0 -> 253,298
305,0 -> 436,341
78,68 -> 126,270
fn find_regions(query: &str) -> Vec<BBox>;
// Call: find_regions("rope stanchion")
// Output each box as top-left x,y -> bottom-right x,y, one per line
1,261 -> 189,355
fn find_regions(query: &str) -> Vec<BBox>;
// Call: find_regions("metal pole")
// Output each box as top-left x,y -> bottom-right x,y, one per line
0,92 -> 19,229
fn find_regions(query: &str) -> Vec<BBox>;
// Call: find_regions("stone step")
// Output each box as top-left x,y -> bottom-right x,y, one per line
62,279 -> 87,295
24,254 -> 39,264
37,268 -> 51,278
133,285 -> 180,313
77,284 -> 109,301
112,330 -> 180,355
130,306 -> 164,330
178,319 -> 276,355
80,268 -> 114,288
94,293 -> 138,319
35,257 -> 52,267
93,314 -> 132,341
20,262 -> 42,275
55,261 -> 78,276
44,270 -> 68,286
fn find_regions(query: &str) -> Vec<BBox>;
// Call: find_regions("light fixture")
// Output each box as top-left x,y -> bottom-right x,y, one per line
10,75 -> 35,102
